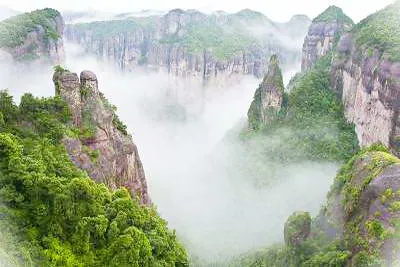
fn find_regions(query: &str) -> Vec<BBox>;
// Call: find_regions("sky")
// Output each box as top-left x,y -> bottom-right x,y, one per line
0,0 -> 394,22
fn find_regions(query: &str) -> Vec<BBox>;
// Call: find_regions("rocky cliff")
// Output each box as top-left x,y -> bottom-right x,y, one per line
65,9 -> 310,80
316,146 -> 400,265
0,8 -> 64,63
247,55 -> 285,130
301,6 -> 353,71
53,67 -> 150,205
331,2 -> 400,155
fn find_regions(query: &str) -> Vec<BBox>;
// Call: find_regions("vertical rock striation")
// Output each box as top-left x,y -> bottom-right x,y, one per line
330,2 -> 400,154
247,55 -> 285,130
53,68 -> 150,205
65,9 -> 311,80
301,6 -> 353,72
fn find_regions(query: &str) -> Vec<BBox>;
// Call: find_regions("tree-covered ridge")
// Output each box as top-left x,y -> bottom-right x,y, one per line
351,1 -> 400,61
312,5 -> 354,25
244,53 -> 358,162
0,91 -> 188,266
0,8 -> 61,48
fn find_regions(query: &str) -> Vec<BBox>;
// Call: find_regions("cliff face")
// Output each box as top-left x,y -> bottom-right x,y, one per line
301,6 -> 353,71
318,148 -> 400,265
247,55 -> 284,130
53,68 -> 150,205
0,8 -> 64,64
65,9 -> 310,80
331,2 -> 400,154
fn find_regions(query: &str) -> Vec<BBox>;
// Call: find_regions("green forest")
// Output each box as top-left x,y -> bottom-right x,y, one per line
0,91 -> 188,266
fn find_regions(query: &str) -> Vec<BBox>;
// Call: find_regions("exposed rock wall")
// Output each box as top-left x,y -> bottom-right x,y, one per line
331,35 -> 400,154
53,68 -> 150,205
301,6 -> 353,71
247,55 -> 284,130
318,149 -> 400,265
65,9 -> 310,80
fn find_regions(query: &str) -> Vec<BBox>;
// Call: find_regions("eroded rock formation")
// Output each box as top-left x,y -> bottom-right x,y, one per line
301,6 -> 353,71
318,149 -> 400,265
53,68 -> 150,205
331,2 -> 400,155
247,55 -> 284,130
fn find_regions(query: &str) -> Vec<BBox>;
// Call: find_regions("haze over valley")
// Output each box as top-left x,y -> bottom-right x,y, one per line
0,1 -> 399,266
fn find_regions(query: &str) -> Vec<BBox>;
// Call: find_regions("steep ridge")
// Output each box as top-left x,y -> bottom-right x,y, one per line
247,55 -> 285,130
65,9 -> 311,80
301,6 -> 353,71
0,8 -> 64,63
331,2 -> 400,155
53,67 -> 150,205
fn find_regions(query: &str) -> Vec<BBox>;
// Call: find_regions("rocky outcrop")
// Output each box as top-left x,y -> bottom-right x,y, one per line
318,148 -> 400,265
247,55 -> 284,130
301,6 -> 353,71
53,68 -> 150,205
331,2 -> 400,155
0,8 -> 64,64
65,9 -> 309,80
284,212 -> 311,247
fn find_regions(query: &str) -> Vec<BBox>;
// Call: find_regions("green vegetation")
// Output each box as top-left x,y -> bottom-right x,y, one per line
312,6 -> 354,25
0,8 -> 61,48
230,145 -> 400,267
352,2 -> 400,61
99,92 -> 129,136
248,55 -> 286,130
244,53 -> 359,162
0,91 -> 188,266
70,10 -> 276,61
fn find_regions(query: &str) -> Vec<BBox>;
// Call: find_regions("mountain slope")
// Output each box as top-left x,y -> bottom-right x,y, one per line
301,6 -> 353,71
0,8 -> 64,63
331,2 -> 400,155
0,70 -> 187,265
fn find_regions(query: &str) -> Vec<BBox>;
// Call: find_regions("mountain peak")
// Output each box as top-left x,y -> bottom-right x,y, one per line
313,5 -> 353,25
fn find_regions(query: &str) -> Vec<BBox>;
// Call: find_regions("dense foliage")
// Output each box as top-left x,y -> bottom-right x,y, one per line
352,1 -> 400,61
0,91 -> 188,266
243,53 -> 359,162
312,6 -> 354,25
0,8 -> 61,48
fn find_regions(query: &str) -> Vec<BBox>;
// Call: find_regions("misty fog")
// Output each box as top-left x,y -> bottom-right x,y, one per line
0,43 -> 339,263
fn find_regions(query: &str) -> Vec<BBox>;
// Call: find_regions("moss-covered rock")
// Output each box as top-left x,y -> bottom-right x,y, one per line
284,212 -> 311,247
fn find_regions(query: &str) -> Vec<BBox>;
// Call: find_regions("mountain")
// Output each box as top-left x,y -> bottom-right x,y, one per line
235,3 -> 400,265
0,67 -> 188,265
53,67 -> 150,205
331,1 -> 400,155
247,55 -> 285,130
0,8 -> 64,63
64,9 -> 310,80
301,6 -> 354,71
